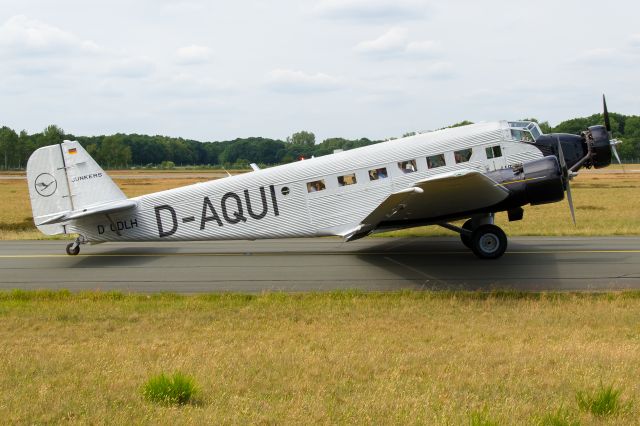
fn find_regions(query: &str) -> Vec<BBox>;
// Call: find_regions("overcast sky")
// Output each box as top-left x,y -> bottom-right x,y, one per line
1,0 -> 638,142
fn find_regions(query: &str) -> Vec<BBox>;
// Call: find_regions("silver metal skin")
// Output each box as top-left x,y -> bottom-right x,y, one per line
27,120 -> 554,257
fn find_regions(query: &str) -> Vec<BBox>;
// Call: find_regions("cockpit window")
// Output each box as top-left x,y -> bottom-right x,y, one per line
526,122 -> 542,140
510,129 -> 534,142
508,121 -> 542,142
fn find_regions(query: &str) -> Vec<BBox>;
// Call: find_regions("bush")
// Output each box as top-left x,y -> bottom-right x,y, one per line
141,372 -> 198,405
576,383 -> 622,417
159,161 -> 175,170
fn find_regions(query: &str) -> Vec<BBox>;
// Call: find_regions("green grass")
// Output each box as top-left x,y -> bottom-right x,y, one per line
537,407 -> 579,426
469,411 -> 499,426
1,290 -> 640,424
576,384 -> 624,417
142,372 -> 198,405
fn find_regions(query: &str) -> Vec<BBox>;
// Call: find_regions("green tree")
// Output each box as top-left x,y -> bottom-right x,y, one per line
0,126 -> 18,169
42,124 -> 65,147
619,116 -> 640,160
288,131 -> 316,147
98,135 -> 132,168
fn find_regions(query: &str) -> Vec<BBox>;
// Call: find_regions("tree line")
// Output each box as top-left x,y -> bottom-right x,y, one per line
1,112 -> 639,170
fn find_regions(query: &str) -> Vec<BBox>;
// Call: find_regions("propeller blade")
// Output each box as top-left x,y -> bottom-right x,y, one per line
557,137 -> 576,225
566,177 -> 576,226
556,136 -> 566,170
603,94 -> 612,134
611,143 -> 621,165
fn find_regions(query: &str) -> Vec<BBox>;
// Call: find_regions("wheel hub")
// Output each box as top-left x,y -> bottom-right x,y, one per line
479,233 -> 500,254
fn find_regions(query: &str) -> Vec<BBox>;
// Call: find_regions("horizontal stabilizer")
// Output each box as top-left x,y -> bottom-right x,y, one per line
36,199 -> 137,226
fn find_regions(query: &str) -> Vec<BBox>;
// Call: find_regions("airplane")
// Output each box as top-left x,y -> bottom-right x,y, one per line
26,96 -> 621,259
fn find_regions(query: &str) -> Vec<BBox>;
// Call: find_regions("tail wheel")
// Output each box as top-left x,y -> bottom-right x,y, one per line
460,219 -> 473,248
66,243 -> 80,256
471,224 -> 507,259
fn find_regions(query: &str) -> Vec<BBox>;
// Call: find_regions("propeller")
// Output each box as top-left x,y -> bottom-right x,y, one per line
603,94 -> 611,134
603,94 -> 624,169
557,137 -> 576,225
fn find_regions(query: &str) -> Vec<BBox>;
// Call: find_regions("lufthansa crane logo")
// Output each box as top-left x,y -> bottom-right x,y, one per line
34,173 -> 57,197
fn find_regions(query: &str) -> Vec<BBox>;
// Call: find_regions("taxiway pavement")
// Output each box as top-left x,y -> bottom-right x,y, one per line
0,237 -> 639,293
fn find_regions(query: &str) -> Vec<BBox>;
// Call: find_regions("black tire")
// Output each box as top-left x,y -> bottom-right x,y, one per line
470,224 -> 507,260
66,243 -> 80,256
460,219 -> 473,249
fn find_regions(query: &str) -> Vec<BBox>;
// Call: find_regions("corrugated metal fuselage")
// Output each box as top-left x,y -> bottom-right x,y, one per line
69,121 -> 543,242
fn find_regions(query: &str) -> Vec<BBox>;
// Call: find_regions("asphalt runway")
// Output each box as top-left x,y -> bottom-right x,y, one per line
0,237 -> 639,293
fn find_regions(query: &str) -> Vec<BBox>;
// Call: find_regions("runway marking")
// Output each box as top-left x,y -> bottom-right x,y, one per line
0,249 -> 640,259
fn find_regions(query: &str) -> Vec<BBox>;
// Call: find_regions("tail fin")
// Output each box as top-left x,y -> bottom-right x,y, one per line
27,140 -> 127,235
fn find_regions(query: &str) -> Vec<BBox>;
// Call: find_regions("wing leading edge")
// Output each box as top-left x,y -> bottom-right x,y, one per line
343,169 -> 509,241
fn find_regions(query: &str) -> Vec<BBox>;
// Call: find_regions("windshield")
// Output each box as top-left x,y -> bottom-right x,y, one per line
508,121 -> 542,142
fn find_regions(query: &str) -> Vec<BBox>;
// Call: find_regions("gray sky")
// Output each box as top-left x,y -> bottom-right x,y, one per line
1,0 -> 638,142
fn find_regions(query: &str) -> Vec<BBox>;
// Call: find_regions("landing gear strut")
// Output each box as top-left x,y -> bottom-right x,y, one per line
439,214 -> 508,259
65,235 -> 87,256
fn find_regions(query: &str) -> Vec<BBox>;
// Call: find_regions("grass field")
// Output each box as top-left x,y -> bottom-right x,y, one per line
1,290 -> 639,424
1,167 -> 639,240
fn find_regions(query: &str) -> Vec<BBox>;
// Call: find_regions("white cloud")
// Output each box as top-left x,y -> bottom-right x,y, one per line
107,57 -> 155,78
314,0 -> 430,22
355,27 -> 408,55
267,69 -> 343,93
406,40 -> 441,57
425,61 -> 454,79
0,15 -> 99,57
176,44 -> 212,65
151,73 -> 234,98
355,27 -> 442,59
629,34 -> 640,48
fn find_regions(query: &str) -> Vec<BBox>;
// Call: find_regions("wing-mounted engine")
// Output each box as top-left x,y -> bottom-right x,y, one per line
487,156 -> 565,207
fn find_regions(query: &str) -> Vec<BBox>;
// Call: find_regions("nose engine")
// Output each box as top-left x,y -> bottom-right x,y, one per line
585,125 -> 612,169
532,95 -> 618,172
532,124 -> 613,172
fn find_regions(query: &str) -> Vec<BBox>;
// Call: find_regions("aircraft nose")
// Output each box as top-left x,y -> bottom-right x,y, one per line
587,125 -> 612,168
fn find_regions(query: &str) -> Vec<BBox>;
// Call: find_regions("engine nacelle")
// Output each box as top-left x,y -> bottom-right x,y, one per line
487,156 -> 565,208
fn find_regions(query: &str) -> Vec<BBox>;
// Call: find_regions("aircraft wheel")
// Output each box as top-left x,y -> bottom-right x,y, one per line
460,219 -> 473,248
66,243 -> 80,256
470,224 -> 507,260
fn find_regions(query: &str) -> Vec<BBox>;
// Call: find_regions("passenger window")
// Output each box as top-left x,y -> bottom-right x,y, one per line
454,149 -> 472,164
337,173 -> 357,186
426,154 -> 446,169
485,146 -> 502,159
398,159 -> 417,174
368,167 -> 388,181
306,179 -> 326,193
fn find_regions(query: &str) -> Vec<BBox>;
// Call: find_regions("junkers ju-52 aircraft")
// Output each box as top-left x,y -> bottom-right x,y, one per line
27,97 -> 620,259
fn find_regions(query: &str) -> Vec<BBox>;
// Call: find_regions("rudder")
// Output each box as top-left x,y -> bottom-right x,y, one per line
27,140 -> 127,235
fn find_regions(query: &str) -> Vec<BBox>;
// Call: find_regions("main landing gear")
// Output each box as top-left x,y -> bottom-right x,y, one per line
65,235 -> 87,256
441,214 -> 508,259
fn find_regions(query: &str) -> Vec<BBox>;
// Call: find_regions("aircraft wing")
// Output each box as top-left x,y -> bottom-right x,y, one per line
343,169 -> 509,241
36,199 -> 138,226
